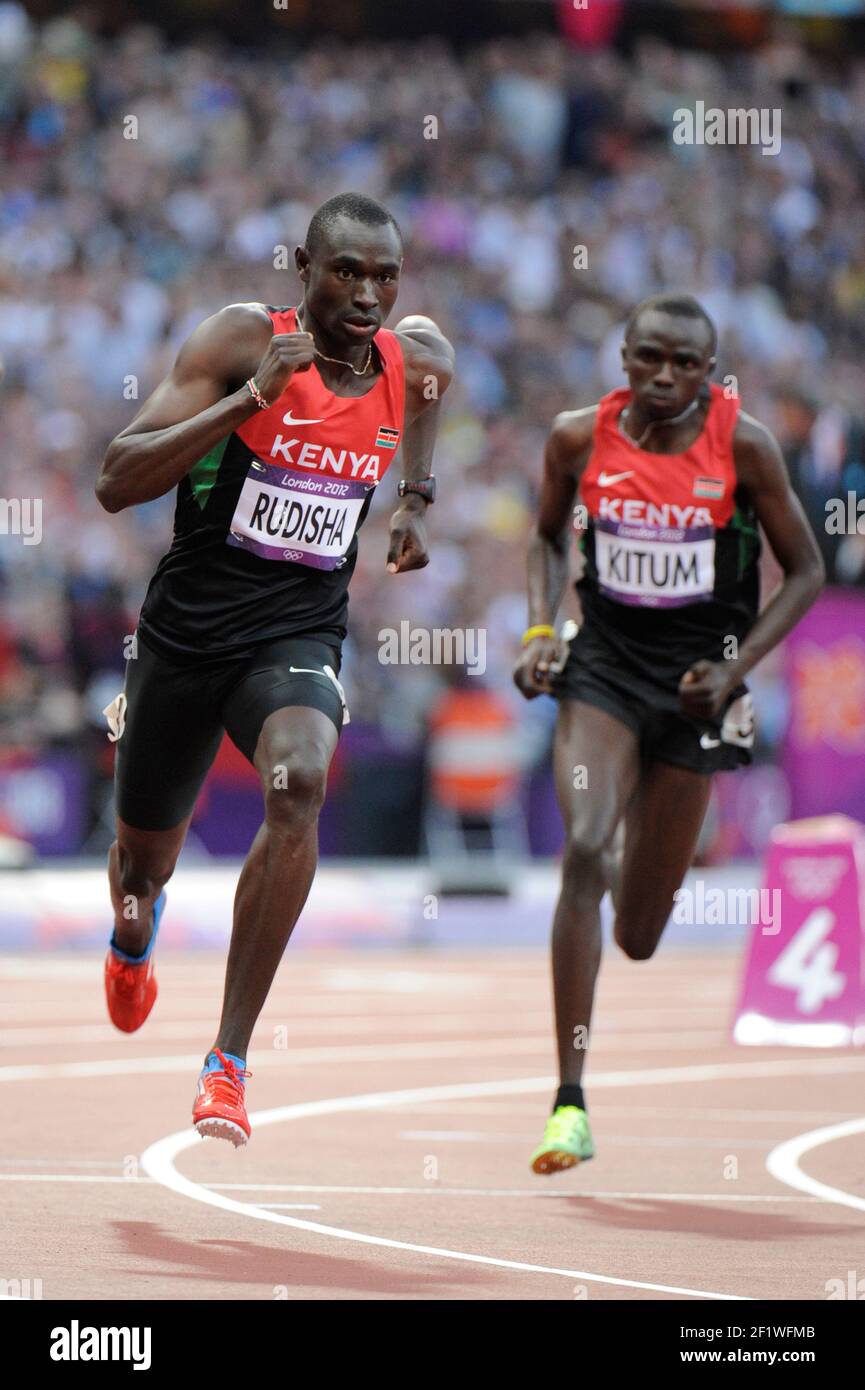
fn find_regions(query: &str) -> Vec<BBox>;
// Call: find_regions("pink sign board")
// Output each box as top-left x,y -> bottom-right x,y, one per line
733,816 -> 865,1047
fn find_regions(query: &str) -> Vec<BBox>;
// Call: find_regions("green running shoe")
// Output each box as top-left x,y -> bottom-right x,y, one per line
530,1105 -> 594,1174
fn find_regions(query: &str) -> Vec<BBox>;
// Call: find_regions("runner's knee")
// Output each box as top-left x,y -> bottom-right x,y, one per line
113,840 -> 178,901
262,750 -> 328,834
561,819 -> 616,897
613,910 -> 664,961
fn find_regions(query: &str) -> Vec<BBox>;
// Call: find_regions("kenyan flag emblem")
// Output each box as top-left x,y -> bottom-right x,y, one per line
693,476 -> 725,499
375,425 -> 400,449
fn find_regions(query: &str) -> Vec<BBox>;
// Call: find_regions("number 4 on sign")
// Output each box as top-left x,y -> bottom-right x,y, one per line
767,909 -> 846,1014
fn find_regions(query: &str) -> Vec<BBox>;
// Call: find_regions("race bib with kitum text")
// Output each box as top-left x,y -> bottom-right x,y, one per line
594,518 -> 715,608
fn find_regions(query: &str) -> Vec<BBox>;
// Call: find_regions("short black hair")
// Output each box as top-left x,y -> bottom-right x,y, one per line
625,294 -> 717,355
305,192 -> 402,258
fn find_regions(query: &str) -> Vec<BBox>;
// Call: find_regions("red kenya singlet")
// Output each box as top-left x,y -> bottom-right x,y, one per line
138,306 -> 406,663
576,383 -> 760,690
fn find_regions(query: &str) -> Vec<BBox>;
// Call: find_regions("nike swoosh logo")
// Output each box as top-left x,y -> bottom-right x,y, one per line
699,734 -> 721,749
289,665 -> 349,712
597,470 -> 634,486
282,411 -> 325,425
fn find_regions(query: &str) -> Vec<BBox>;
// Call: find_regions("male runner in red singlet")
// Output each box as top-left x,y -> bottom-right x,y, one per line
513,295 -> 823,1173
95,193 -> 454,1146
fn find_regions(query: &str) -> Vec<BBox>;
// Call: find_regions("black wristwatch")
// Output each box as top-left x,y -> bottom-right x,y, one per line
398,475 -> 436,505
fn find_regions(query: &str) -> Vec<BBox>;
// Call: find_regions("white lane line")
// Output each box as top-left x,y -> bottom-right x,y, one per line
0,1038 -> 549,1081
0,1173 -> 143,1184
397,1130 -> 781,1149
766,1117 -> 865,1215
1,1016 -> 551,1046
0,1174 -> 819,1202
382,1100 -> 863,1123
0,1034 -> 748,1082
0,1023 -> 728,1051
0,994 -> 733,1025
212,1184 -> 816,1203
254,1204 -> 322,1211
585,1105 -> 864,1123
0,1174 -> 146,1183
0,1157 -> 124,1168
141,1073 -> 757,1301
0,1011 -> 725,1048
142,1056 -> 865,1298
8,1050 -> 865,1087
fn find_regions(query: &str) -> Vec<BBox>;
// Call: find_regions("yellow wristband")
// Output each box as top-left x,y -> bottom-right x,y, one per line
522,624 -> 555,646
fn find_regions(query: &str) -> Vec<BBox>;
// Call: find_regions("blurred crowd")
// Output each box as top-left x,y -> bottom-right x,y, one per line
2,5 -> 865,794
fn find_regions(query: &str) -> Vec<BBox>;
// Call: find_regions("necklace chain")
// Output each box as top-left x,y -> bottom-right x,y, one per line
296,305 -> 373,376
620,396 -> 701,447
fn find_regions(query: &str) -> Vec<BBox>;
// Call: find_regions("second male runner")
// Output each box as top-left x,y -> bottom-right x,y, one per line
513,294 -> 823,1174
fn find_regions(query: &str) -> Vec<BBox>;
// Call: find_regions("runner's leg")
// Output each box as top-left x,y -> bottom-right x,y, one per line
211,704 -> 338,1060
613,761 -> 712,960
109,638 -> 225,954
108,816 -> 191,955
551,700 -> 640,1086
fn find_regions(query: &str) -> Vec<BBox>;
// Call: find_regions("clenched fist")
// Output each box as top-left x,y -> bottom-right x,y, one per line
678,659 -> 736,720
513,634 -> 568,699
253,332 -> 315,404
386,506 -> 429,573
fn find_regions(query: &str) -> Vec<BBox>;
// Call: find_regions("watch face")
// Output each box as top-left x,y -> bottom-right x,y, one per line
399,477 -> 434,502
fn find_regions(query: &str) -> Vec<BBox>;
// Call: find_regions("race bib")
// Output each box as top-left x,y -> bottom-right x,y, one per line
594,518 -> 715,608
227,459 -> 373,570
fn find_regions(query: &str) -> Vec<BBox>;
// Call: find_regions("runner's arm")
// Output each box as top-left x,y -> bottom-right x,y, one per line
395,317 -> 454,491
514,410 -> 593,698
386,320 -> 455,573
95,304 -> 283,513
527,411 -> 594,628
396,320 -> 454,475
726,415 -> 825,680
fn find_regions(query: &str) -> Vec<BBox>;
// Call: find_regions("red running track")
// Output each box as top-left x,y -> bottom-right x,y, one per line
2,947 -> 864,1301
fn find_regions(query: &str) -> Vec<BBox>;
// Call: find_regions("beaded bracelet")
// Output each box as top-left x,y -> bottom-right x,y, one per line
245,377 -> 270,410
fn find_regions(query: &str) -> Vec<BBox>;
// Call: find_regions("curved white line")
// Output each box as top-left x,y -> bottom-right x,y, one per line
141,1073 -> 750,1300
766,1117 -> 865,1215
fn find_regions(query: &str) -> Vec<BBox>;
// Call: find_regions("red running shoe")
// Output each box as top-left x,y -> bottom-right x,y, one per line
193,1049 -> 252,1147
104,891 -> 166,1034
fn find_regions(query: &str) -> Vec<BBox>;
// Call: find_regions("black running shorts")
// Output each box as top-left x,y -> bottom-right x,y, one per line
111,631 -> 347,831
549,623 -> 754,775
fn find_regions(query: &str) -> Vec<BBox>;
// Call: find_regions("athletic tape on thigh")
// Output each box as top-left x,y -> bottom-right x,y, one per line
103,692 -> 127,742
